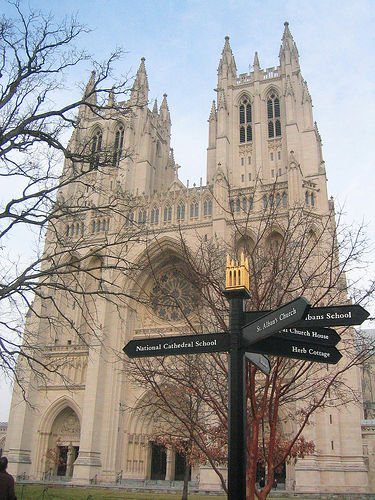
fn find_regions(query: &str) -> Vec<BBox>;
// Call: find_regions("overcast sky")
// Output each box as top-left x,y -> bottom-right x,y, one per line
1,0 -> 374,420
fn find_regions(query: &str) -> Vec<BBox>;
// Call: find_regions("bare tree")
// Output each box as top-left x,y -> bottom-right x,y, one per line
124,179 -> 374,498
0,1 -> 148,390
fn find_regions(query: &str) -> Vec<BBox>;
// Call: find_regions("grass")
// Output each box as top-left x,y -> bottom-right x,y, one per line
15,484 -> 227,500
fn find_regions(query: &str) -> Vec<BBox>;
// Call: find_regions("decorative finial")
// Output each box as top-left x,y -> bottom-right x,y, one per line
225,253 -> 250,292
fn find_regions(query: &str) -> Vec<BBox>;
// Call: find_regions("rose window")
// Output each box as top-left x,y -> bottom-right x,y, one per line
150,269 -> 200,321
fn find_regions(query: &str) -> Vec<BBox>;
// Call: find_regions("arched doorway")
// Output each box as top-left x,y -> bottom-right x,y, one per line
45,407 -> 81,478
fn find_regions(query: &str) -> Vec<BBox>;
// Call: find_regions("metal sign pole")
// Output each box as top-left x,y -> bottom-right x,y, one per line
225,289 -> 248,500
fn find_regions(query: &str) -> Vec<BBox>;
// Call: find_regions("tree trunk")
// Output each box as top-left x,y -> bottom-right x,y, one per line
247,416 -> 260,499
181,462 -> 190,500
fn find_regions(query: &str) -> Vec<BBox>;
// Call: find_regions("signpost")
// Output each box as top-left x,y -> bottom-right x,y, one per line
242,297 -> 310,346
297,304 -> 370,327
244,304 -> 370,328
123,332 -> 230,358
273,327 -> 340,346
123,255 -> 370,500
245,352 -> 271,375
243,336 -> 342,365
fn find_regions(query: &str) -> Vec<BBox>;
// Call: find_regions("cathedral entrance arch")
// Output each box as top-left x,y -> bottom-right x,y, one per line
42,405 -> 81,478
126,391 -> 192,482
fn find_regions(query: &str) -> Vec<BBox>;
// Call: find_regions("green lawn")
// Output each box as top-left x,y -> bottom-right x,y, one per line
15,484 -> 319,499
15,484 -> 226,500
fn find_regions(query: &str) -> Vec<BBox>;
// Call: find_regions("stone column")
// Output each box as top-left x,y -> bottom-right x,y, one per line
72,342 -> 105,484
165,447 -> 174,481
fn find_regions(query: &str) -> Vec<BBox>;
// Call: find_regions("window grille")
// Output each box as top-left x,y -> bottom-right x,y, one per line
90,129 -> 102,169
239,97 -> 252,143
113,125 -> 124,167
267,94 -> 281,139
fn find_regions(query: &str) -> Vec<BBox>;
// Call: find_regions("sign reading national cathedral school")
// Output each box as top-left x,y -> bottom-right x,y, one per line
123,332 -> 230,358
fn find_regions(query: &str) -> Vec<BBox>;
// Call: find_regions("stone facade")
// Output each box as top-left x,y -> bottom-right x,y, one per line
361,331 -> 375,493
0,422 -> 7,456
4,23 -> 372,494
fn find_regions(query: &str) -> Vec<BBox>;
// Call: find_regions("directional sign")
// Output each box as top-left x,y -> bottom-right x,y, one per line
297,304 -> 370,327
244,304 -> 369,328
245,352 -> 271,375
242,297 -> 310,346
123,332 -> 230,358
273,327 -> 340,347
243,337 -> 342,365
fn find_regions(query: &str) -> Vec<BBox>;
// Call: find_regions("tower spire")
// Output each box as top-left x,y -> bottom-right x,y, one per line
131,57 -> 149,105
78,70 -> 97,120
253,51 -> 261,81
159,93 -> 171,124
152,98 -> 158,114
253,51 -> 260,70
83,70 -> 97,105
218,35 -> 237,85
209,100 -> 217,121
107,87 -> 115,107
279,21 -> 300,72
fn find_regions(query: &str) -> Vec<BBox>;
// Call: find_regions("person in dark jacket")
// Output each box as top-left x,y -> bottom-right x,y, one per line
0,457 -> 17,500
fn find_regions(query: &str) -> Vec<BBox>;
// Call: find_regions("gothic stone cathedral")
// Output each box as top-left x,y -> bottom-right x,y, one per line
5,23 -> 372,494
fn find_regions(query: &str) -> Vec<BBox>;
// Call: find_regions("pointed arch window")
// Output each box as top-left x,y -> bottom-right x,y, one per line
282,192 -> 288,208
138,209 -> 147,224
113,124 -> 124,167
177,202 -> 185,221
126,211 -> 134,226
190,201 -> 199,219
90,129 -> 102,169
239,97 -> 252,143
203,198 -> 212,217
151,206 -> 159,225
267,93 -> 281,139
164,205 -> 172,223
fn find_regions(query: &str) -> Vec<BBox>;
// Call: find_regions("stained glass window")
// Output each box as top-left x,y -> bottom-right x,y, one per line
150,269 -> 200,321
